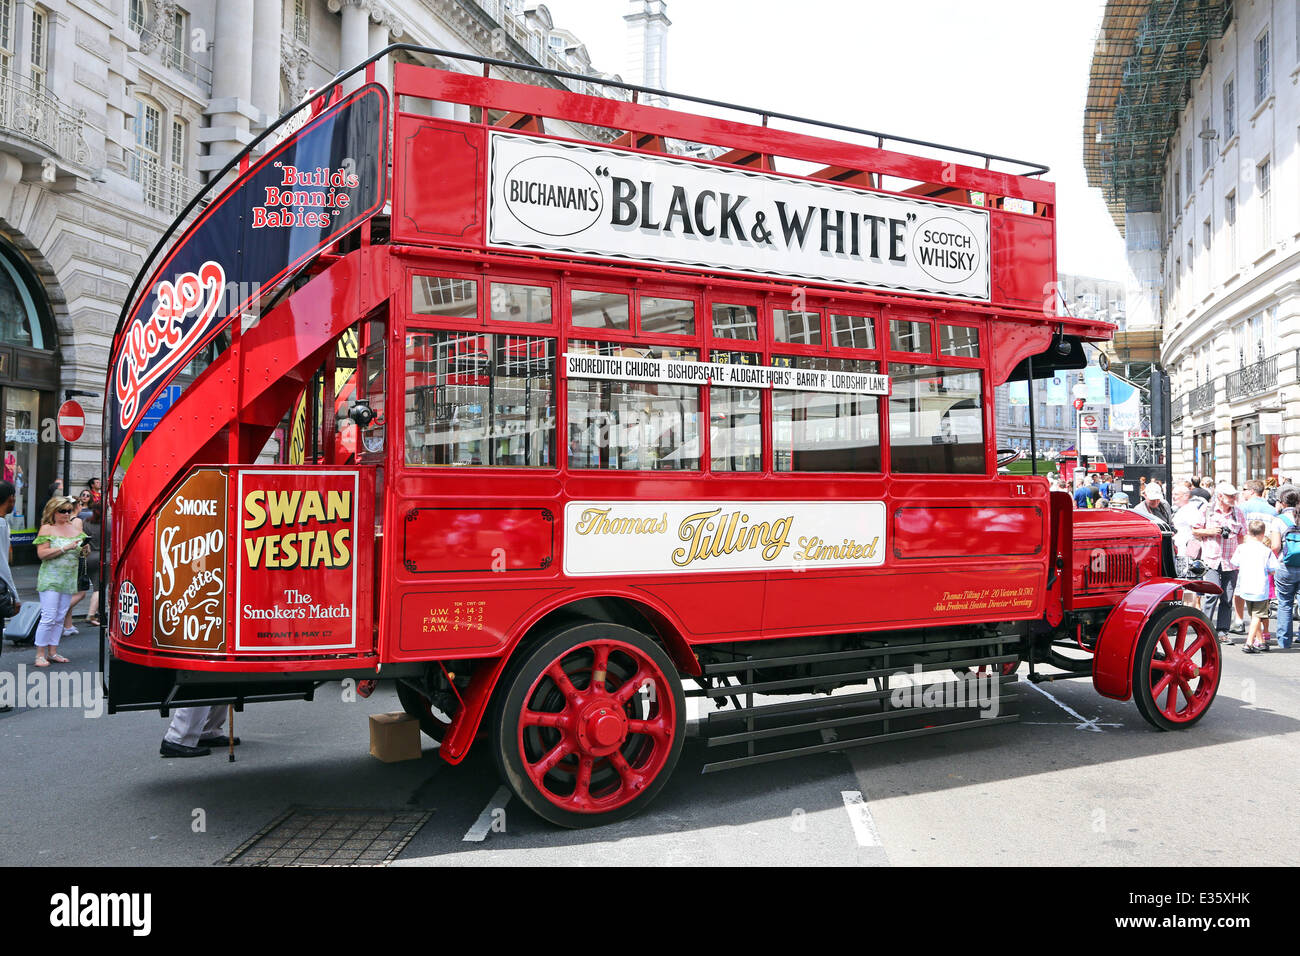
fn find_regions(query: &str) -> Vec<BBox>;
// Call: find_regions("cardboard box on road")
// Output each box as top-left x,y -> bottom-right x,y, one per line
369,711 -> 422,762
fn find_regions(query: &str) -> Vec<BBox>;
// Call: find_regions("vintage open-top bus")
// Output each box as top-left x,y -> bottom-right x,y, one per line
103,48 -> 1221,827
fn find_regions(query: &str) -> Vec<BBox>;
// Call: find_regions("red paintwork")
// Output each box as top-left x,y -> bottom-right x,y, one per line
110,62 -> 1209,766
1092,578 -> 1222,700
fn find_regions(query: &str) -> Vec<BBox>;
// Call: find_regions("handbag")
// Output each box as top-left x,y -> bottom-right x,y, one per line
0,579 -> 17,619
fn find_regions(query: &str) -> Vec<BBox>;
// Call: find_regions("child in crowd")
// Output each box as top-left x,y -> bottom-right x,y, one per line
1236,519 -> 1281,654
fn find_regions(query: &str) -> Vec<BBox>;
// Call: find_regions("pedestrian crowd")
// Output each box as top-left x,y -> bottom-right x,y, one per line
1047,471 -> 1300,654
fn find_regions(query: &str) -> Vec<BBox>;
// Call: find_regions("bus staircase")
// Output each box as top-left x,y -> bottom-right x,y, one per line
113,246 -> 387,552
106,247 -> 387,712
693,633 -> 1020,772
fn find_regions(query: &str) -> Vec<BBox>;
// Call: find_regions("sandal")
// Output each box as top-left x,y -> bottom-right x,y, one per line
85,616 -> 101,626
48,654 -> 70,663
34,657 -> 49,667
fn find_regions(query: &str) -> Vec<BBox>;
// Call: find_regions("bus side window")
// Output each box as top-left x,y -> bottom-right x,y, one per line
404,330 -> 556,467
566,340 -> 700,472
887,363 -> 985,474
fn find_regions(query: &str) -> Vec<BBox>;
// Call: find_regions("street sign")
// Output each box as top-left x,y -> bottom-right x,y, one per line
137,384 -> 182,433
1080,412 -> 1100,431
58,400 -> 85,443
1081,433 -> 1100,455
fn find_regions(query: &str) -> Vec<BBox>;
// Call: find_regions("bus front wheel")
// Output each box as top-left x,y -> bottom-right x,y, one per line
491,622 -> 685,828
1131,604 -> 1221,731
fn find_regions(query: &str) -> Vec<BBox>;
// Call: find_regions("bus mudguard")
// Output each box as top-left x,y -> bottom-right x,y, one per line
1092,578 -> 1223,701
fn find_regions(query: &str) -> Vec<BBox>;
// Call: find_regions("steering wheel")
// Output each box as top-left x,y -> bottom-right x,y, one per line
995,447 -> 1024,468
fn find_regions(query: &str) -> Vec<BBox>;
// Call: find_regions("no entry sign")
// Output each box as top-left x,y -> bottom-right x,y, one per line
58,400 -> 85,442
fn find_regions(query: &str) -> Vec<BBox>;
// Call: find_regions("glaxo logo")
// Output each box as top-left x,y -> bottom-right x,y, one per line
502,155 -> 603,237
910,216 -> 981,285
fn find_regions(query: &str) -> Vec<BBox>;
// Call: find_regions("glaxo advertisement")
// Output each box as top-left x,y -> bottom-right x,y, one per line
488,131 -> 990,301
235,470 -> 360,652
563,500 -> 887,576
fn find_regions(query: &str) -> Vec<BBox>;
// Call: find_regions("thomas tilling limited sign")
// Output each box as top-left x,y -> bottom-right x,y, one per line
487,131 -> 990,301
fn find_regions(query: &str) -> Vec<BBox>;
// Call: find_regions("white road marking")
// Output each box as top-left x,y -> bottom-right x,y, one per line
1024,681 -> 1108,732
462,785 -> 511,842
840,790 -> 881,847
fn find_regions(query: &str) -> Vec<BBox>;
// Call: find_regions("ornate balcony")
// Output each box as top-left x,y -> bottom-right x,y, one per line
127,148 -> 201,218
138,29 -> 213,92
1189,380 -> 1215,415
1225,353 -> 1278,402
1170,392 -> 1184,428
0,71 -> 95,170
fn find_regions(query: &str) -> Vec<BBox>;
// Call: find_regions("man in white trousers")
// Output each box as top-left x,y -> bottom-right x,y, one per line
161,705 -> 241,757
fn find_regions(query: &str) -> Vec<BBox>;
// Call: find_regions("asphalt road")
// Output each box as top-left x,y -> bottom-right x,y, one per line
2,623 -> 1297,867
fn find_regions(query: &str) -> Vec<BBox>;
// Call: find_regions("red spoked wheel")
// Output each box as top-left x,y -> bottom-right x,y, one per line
493,623 -> 685,828
1131,604 -> 1221,731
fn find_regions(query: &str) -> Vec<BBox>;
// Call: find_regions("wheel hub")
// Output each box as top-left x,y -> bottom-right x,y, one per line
575,698 -> 628,756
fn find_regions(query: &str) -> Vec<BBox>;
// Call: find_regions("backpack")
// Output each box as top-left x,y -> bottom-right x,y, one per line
1282,510 -> 1300,569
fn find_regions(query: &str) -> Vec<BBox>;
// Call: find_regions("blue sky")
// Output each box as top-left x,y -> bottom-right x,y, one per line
536,0 -> 1130,282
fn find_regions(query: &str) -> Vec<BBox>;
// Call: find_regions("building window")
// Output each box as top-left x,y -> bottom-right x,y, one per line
1257,157 -> 1271,246
1223,76 -> 1236,138
293,0 -> 310,42
1202,216 -> 1212,272
28,6 -> 45,94
1174,168 -> 1180,208
163,7 -> 187,72
0,0 -> 13,75
169,118 -> 188,211
1201,117 -> 1213,170
128,0 -> 146,33
130,97 -> 164,211
1225,191 -> 1236,269
1185,144 -> 1193,193
1255,30 -> 1270,106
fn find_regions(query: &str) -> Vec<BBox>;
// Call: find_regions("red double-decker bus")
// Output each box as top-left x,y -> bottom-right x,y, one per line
102,48 -> 1221,827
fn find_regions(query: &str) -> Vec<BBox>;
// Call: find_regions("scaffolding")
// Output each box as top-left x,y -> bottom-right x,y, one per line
1082,0 -> 1230,235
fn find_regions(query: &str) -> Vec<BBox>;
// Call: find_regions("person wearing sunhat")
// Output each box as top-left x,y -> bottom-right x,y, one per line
1132,482 -> 1174,528
1192,481 -> 1246,640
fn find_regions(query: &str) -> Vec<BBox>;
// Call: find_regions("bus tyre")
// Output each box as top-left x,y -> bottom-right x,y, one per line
492,623 -> 685,828
395,680 -> 451,743
1131,603 -> 1221,731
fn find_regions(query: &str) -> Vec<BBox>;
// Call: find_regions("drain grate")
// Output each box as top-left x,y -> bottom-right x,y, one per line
222,806 -> 432,867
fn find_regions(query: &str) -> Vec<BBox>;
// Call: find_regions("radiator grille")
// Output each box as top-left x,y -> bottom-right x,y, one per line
1082,549 -> 1137,591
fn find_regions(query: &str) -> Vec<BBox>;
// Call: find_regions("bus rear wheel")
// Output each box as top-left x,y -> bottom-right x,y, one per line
492,623 -> 685,828
1131,604 -> 1220,731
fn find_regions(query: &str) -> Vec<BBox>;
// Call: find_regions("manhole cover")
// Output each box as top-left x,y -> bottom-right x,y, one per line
222,807 -> 432,867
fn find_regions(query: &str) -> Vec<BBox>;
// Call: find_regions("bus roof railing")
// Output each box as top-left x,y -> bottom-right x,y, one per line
112,44 -> 1052,366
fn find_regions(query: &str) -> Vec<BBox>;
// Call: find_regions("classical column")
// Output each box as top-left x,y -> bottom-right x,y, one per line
251,0 -> 284,128
201,0 -> 257,172
327,0 -> 370,91
369,20 -> 390,90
